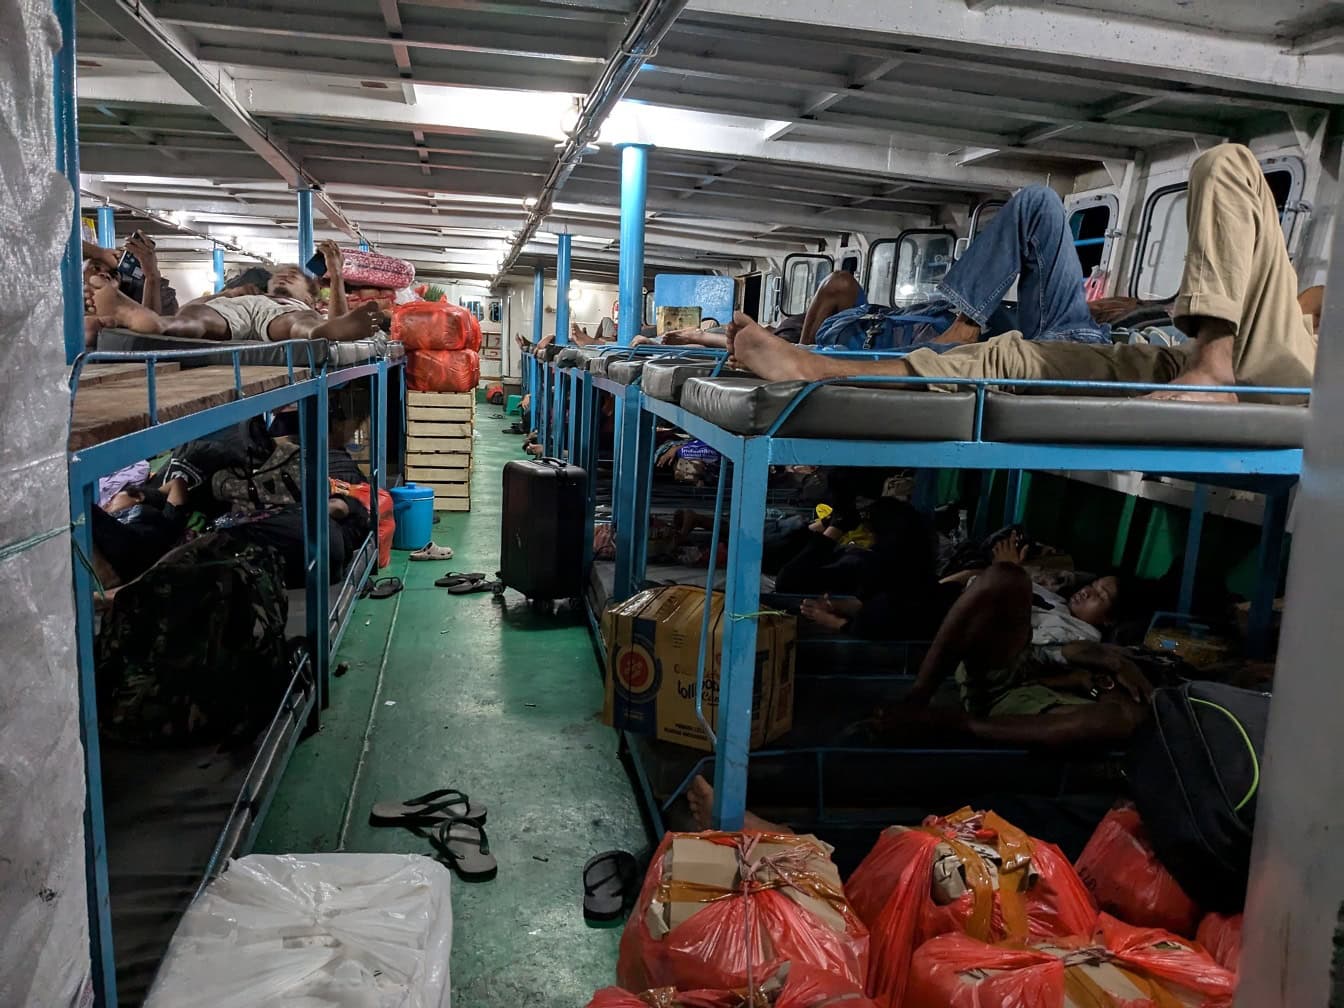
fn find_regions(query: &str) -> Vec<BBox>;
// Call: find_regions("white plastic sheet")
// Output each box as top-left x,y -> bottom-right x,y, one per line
0,1 -> 91,1006
144,854 -> 453,1008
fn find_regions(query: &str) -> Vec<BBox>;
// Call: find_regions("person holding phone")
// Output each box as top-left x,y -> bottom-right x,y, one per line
83,231 -> 181,345
86,239 -> 382,345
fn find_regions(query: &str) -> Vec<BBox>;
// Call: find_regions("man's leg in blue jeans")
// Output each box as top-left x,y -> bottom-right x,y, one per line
936,185 -> 1108,344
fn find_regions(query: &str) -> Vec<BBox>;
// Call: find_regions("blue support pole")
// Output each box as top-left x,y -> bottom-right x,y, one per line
532,267 -> 544,345
297,380 -> 331,709
96,205 -> 116,249
555,233 -> 572,346
55,0 -> 82,364
1248,484 -> 1291,658
1179,483 -> 1210,614
612,387 -> 645,602
617,144 -> 650,346
297,188 -> 315,271
212,246 -> 226,293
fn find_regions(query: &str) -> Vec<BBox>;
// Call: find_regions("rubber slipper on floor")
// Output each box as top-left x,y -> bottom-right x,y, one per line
435,571 -> 486,588
369,788 -> 486,827
583,850 -> 640,922
427,817 -> 498,882
361,576 -> 403,599
447,578 -> 503,595
409,543 -> 455,561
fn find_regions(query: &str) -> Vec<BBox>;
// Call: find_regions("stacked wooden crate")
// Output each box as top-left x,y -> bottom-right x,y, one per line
406,390 -> 474,511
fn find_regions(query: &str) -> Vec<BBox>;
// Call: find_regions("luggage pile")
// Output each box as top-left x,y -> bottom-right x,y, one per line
339,250 -> 417,315
393,298 -> 482,394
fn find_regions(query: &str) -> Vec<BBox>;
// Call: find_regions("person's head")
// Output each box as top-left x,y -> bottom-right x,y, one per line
1068,574 -> 1122,627
268,264 -> 320,304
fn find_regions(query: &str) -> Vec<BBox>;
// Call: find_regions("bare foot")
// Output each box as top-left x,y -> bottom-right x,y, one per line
932,314 -> 981,345
90,274 -> 163,334
314,303 -> 382,342
726,312 -> 835,381
685,774 -> 787,833
1141,370 -> 1239,403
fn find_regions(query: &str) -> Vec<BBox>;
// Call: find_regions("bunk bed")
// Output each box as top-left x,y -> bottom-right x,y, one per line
603,372 -> 1306,832
67,336 -> 405,1007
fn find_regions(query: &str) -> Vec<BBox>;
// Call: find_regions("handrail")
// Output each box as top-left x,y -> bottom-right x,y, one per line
762,373 -> 1313,438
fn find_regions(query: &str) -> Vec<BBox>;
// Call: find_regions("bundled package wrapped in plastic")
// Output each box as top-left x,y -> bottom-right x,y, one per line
617,832 -> 869,994
587,962 -> 878,1007
341,249 -> 415,289
332,478 -> 396,569
845,808 -> 1097,1008
466,310 -> 483,352
143,853 -> 453,1008
1196,913 -> 1242,975
906,913 -> 1235,1008
393,300 -> 474,351
407,349 -> 479,393
1075,805 -> 1201,936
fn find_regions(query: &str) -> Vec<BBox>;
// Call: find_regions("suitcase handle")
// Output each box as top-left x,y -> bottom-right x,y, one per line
536,457 -> 568,470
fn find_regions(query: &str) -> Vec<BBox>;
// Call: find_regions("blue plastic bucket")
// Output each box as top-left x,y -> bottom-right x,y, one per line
390,483 -> 435,550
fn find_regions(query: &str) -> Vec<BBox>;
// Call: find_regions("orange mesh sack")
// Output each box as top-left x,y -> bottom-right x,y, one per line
587,963 -> 877,1008
845,808 -> 1097,1008
393,300 -> 470,351
332,479 -> 394,569
907,913 -> 1235,1008
1075,806 -> 1201,936
1196,913 -> 1242,975
466,311 -> 482,352
406,349 -> 479,393
617,832 -> 869,995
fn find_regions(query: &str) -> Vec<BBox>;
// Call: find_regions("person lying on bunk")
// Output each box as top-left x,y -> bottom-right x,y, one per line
740,144 -> 1317,403
85,240 -> 383,345
82,232 -> 180,347
92,476 -> 193,587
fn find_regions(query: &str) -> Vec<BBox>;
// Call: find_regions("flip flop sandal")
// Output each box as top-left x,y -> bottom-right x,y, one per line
447,578 -> 504,595
582,850 -> 640,923
369,788 -> 487,827
427,817 -> 498,882
435,571 -> 486,589
361,576 -> 403,599
409,543 -> 455,561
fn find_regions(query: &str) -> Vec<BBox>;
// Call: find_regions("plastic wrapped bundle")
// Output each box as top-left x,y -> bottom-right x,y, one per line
333,479 -> 396,569
466,310 -> 483,351
845,808 -> 1097,1008
1075,806 -> 1201,936
617,832 -> 869,994
407,349 -> 479,393
906,914 -> 1235,1008
341,249 -> 415,289
393,300 -> 474,351
587,962 -> 878,1007
1196,913 -> 1242,975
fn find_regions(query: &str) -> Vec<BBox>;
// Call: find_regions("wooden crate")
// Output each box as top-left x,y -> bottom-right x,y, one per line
408,405 -> 473,423
408,391 -> 475,409
421,478 -> 470,512
407,435 -> 473,455
434,498 -> 471,512
407,460 -> 470,483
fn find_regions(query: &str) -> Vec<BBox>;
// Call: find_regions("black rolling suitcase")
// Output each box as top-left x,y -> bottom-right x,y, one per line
499,457 -> 587,600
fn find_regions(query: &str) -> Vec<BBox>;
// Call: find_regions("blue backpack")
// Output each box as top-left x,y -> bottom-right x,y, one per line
813,305 -> 947,351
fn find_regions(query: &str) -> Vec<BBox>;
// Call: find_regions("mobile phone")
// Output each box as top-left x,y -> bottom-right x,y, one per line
117,249 -> 146,303
306,251 -> 328,278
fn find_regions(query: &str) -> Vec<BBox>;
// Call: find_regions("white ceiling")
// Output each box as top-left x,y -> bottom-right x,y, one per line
74,0 -> 1344,284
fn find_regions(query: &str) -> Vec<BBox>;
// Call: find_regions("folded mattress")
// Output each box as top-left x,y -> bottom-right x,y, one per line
96,329 -> 330,369
643,358 -> 742,402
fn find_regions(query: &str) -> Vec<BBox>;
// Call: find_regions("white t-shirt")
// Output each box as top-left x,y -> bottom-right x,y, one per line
1030,586 -> 1101,661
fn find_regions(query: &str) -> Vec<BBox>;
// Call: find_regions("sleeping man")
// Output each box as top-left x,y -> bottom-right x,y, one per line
86,240 -> 383,344
730,144 -> 1320,404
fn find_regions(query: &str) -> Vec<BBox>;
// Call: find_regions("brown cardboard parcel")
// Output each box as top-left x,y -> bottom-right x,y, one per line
602,585 -> 794,752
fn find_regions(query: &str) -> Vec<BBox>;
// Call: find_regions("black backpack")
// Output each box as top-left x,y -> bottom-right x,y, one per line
1126,681 -> 1270,912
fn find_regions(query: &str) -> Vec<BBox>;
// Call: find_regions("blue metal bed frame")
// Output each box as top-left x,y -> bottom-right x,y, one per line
612,374 -> 1306,830
68,342 -> 405,1007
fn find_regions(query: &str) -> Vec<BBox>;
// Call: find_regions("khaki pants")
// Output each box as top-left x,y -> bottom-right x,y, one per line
903,144 -> 1316,402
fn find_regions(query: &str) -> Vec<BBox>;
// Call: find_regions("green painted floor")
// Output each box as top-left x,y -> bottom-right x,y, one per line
256,408 -> 645,1006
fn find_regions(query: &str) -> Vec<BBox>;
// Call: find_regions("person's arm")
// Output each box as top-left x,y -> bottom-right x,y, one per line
319,240 -> 347,317
125,233 -> 162,313
1057,641 -> 1154,702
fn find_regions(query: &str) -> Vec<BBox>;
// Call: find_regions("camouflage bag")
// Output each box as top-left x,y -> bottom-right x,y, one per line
95,532 -> 292,746
212,440 -> 303,512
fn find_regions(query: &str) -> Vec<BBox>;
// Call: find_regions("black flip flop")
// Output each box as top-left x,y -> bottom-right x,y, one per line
435,571 -> 486,589
368,788 -> 487,828
361,576 -> 403,599
447,579 -> 503,595
427,817 -> 498,882
583,850 -> 640,923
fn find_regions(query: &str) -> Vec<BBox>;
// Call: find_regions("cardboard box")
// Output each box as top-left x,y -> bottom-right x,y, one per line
645,833 -> 846,941
1143,613 -> 1237,669
602,585 -> 794,752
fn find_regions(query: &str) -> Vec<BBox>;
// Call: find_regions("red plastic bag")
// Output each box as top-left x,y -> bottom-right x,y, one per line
617,832 -> 869,995
907,914 -> 1235,1008
332,479 -> 394,568
845,808 -> 1097,1008
340,249 -> 414,289
466,311 -> 482,352
587,963 -> 877,1008
1075,806 -> 1201,936
407,349 -> 479,393
392,301 -> 472,351
1196,913 -> 1242,975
